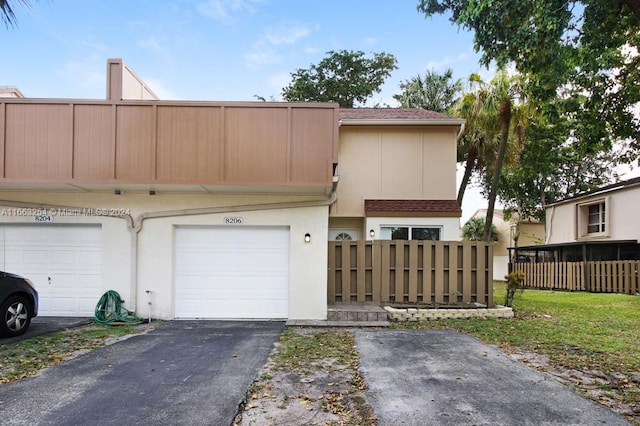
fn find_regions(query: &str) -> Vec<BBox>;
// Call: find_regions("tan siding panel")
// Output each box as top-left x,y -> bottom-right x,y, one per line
290,108 -> 335,184
156,106 -> 223,183
5,104 -> 72,179
115,105 -> 155,181
225,107 -> 288,184
73,105 -> 115,180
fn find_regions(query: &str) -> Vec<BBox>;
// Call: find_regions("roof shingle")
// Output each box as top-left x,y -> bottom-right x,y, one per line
339,108 -> 459,121
365,199 -> 462,217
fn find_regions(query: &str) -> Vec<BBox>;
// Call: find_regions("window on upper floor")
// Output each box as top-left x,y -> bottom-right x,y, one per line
587,203 -> 606,234
380,226 -> 441,241
576,198 -> 609,239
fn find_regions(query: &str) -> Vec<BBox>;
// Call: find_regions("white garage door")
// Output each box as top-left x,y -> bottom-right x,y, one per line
0,224 -> 102,316
175,226 -> 289,319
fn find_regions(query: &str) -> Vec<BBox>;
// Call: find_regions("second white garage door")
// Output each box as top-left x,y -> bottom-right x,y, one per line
174,226 -> 290,319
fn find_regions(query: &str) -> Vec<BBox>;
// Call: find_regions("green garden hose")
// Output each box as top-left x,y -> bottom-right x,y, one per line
94,290 -> 143,324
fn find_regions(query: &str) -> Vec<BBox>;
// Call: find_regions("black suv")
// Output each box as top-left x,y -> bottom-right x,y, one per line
0,271 -> 39,338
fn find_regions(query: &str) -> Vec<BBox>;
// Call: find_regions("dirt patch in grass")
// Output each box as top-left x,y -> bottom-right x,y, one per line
234,328 -> 375,426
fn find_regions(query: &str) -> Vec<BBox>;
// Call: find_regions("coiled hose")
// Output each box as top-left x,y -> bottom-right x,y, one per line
94,290 -> 143,324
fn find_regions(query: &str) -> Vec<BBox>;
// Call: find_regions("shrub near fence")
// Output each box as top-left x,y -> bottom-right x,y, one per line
512,261 -> 640,294
327,240 -> 493,307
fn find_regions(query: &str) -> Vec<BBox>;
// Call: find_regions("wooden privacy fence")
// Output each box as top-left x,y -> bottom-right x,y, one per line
328,241 -> 493,307
512,261 -> 640,294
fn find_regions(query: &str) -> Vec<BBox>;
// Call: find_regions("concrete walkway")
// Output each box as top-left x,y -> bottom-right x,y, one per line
355,329 -> 630,426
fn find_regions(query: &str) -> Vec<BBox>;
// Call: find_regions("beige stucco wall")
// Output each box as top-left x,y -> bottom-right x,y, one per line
0,192 -> 329,320
470,209 -> 544,280
331,126 -> 458,217
546,186 -> 640,243
366,217 -> 461,241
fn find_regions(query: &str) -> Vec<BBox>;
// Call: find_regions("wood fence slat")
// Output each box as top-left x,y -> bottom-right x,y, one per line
423,241 -> 433,304
341,242 -> 351,301
395,242 -> 404,303
486,243 -> 493,307
327,242 -> 336,302
476,243 -> 486,305
408,240 -> 418,303
449,242 -> 459,304
357,240 -> 366,302
372,241 -> 381,302
462,242 -> 472,303
434,242 -> 444,305
380,242 -> 390,302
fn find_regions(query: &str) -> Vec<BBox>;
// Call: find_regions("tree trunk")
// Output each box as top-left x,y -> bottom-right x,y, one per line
457,150 -> 478,206
484,100 -> 512,242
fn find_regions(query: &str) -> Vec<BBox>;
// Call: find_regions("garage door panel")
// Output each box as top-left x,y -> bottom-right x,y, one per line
175,226 -> 289,319
0,225 -> 102,316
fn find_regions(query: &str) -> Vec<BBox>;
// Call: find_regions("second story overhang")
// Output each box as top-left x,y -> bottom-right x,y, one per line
0,99 -> 339,195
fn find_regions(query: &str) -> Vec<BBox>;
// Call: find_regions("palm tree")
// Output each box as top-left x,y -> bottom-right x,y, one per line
477,70 -> 529,242
452,70 -> 531,242
1,0 -> 31,27
393,68 -> 462,112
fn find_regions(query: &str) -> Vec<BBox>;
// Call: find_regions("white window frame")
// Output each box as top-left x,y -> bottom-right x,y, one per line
328,228 -> 360,241
576,197 -> 609,239
380,225 -> 442,241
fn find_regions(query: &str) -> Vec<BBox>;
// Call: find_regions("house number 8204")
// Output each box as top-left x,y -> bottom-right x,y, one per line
224,217 -> 244,225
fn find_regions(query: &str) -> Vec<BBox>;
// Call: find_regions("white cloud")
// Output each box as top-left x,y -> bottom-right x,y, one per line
263,23 -> 311,45
138,35 -> 166,56
197,0 -> 260,24
58,57 -> 105,98
244,48 -> 282,67
245,22 -> 314,68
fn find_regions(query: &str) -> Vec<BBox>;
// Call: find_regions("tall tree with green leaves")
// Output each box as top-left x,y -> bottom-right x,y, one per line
417,0 -> 640,158
281,50 -> 397,108
393,68 -> 462,112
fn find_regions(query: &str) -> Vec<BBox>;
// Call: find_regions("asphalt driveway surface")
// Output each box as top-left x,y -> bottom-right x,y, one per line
0,320 -> 284,426
355,328 -> 630,426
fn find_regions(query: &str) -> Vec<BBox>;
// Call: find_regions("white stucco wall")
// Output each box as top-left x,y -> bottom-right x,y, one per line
546,186 -> 640,244
0,192 -> 329,320
365,216 -> 461,241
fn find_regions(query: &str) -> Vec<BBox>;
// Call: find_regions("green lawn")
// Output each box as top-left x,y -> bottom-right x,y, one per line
396,283 -> 640,422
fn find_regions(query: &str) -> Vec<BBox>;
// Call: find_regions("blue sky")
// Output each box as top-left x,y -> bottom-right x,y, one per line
1,0 -> 488,103
1,0 -> 496,220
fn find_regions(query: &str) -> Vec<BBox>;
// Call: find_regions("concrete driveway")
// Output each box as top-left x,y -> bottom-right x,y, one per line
0,320 -> 284,425
355,329 -> 630,425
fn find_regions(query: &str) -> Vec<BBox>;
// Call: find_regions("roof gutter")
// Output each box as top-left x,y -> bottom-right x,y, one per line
339,119 -> 465,127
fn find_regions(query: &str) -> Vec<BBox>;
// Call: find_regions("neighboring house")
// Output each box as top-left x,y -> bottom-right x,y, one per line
330,108 -> 463,242
0,59 -> 464,321
513,177 -> 640,262
469,209 -> 544,280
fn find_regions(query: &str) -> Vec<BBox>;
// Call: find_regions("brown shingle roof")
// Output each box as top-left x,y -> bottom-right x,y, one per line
339,108 -> 458,121
365,199 -> 462,218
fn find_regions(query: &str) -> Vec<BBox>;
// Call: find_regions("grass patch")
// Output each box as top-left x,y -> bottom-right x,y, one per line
0,323 -> 147,383
395,282 -> 640,422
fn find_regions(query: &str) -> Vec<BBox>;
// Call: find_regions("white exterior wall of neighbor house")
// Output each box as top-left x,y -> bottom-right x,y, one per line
0,192 -> 329,320
545,185 -> 640,244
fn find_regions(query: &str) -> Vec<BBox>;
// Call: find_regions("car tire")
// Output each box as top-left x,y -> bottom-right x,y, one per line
0,295 -> 32,338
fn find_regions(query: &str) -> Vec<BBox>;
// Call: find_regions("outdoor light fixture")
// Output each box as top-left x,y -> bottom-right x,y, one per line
304,233 -> 311,243
149,189 -> 156,196
369,229 -> 376,238
114,189 -> 122,195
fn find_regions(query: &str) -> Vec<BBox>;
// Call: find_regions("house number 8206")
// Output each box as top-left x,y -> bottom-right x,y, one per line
224,217 -> 244,225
